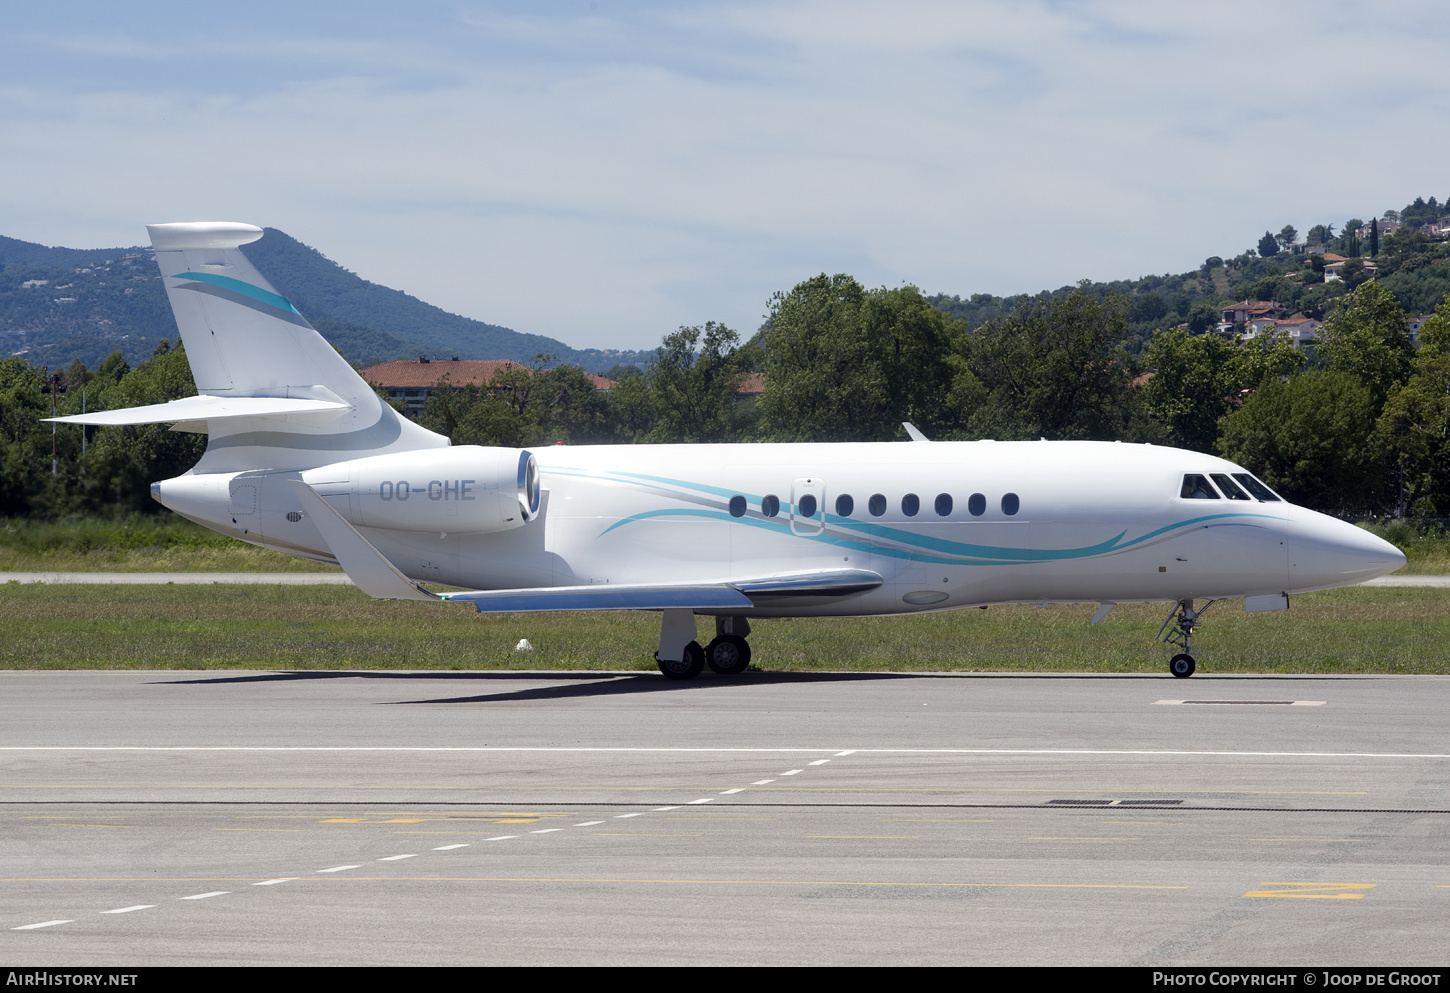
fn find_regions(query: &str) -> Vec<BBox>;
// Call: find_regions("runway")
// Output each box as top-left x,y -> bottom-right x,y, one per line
2,670 -> 1447,966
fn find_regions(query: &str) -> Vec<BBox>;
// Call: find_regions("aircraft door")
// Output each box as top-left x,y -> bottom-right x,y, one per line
790,477 -> 825,535
228,474 -> 262,537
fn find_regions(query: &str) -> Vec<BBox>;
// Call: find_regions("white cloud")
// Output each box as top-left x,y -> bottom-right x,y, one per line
3,1 -> 1450,350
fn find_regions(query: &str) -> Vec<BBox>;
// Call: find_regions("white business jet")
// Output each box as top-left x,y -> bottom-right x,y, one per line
50,223 -> 1405,679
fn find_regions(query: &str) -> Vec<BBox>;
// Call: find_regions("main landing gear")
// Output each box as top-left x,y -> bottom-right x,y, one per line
1157,599 -> 1218,678
655,611 -> 752,680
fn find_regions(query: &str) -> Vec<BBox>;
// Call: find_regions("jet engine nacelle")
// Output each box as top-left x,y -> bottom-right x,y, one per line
300,446 -> 541,535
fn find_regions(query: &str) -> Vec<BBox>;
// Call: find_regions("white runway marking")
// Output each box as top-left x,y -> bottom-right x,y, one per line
180,891 -> 229,900
530,829 -> 562,834
379,854 -> 418,860
835,750 -> 857,756
780,770 -> 804,776
687,798 -> 714,805
433,844 -> 469,850
316,866 -> 359,873
485,835 -> 518,841
254,878 -> 295,885
13,920 -> 72,930
809,759 -> 831,765
614,812 -> 643,818
752,779 -> 776,785
6,745 -> 1446,758
652,806 -> 681,811
101,905 -> 153,914
720,788 -> 744,794
574,821 -> 605,827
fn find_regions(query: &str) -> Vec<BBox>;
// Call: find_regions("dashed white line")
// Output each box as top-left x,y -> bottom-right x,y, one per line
720,788 -> 744,794
575,821 -> 605,827
485,835 -> 518,841
808,759 -> 831,766
530,828 -> 562,834
752,779 -> 776,785
780,769 -> 804,776
379,853 -> 418,861
254,878 -> 295,886
433,844 -> 469,851
101,905 -> 154,914
614,812 -> 644,819
180,891 -> 230,900
13,920 -> 72,930
653,806 -> 681,811
834,750 -> 857,756
316,866 -> 359,874
687,798 -> 714,805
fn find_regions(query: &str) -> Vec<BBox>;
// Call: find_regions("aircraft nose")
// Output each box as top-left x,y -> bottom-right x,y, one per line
1287,509 -> 1406,591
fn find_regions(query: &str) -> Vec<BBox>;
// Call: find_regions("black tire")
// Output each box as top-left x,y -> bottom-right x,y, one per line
1169,653 -> 1196,678
657,641 -> 705,680
705,634 -> 751,675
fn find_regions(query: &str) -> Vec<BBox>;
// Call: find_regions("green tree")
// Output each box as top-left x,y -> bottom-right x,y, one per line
644,323 -> 755,443
1142,328 -> 1240,453
758,275 -> 964,442
960,286 -> 1139,441
1257,231 -> 1280,258
1218,370 -> 1383,514
1317,280 -> 1413,408
1375,295 -> 1450,515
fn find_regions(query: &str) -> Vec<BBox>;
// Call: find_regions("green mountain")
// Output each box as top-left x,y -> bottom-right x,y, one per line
0,229 -> 651,374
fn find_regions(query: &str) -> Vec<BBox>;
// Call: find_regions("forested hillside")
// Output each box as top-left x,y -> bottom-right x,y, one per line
0,228 -> 651,373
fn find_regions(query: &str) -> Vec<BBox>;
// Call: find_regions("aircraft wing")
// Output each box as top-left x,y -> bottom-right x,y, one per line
290,479 -> 882,611
441,568 -> 882,613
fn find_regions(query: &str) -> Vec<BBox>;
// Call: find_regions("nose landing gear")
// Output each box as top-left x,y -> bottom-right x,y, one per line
1158,599 -> 1217,678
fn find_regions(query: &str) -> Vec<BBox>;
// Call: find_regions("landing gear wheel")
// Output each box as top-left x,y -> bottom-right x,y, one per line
1169,653 -> 1196,678
705,634 -> 751,675
657,641 -> 706,680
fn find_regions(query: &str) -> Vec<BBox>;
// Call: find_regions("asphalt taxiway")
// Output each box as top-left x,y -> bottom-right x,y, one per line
2,670 -> 1446,966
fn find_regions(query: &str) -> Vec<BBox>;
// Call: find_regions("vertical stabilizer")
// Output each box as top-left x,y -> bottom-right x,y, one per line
147,222 -> 446,472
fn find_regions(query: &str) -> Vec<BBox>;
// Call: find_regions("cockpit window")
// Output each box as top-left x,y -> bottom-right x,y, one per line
1180,474 -> 1220,499
1232,473 -> 1282,502
1210,473 -> 1251,501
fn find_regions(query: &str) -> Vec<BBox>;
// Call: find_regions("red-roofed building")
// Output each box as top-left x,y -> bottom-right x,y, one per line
361,358 -> 614,417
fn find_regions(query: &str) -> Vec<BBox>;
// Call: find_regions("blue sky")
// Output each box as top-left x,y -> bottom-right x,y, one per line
3,2 -> 1448,350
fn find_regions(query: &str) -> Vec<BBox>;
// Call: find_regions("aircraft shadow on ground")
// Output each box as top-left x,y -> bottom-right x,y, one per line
152,669 -> 1372,705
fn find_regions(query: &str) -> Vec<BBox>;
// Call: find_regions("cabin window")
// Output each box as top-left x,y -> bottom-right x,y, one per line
1180,474 -> 1219,499
968,493 -> 986,516
934,493 -> 953,517
835,494 -> 854,517
1232,473 -> 1282,502
1002,492 -> 1020,516
1210,474 -> 1251,501
762,494 -> 780,517
868,493 -> 887,517
901,493 -> 920,517
798,494 -> 818,519
729,495 -> 747,517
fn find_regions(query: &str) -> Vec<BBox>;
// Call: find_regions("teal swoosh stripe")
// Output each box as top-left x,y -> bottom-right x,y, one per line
555,465 -> 1274,562
172,272 -> 301,315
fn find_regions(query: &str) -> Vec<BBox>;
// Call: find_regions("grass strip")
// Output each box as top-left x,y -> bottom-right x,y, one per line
1,584 -> 1446,673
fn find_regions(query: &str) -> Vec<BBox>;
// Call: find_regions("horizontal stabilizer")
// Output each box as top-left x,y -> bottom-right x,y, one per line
287,480 -> 441,602
48,394 -> 350,427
